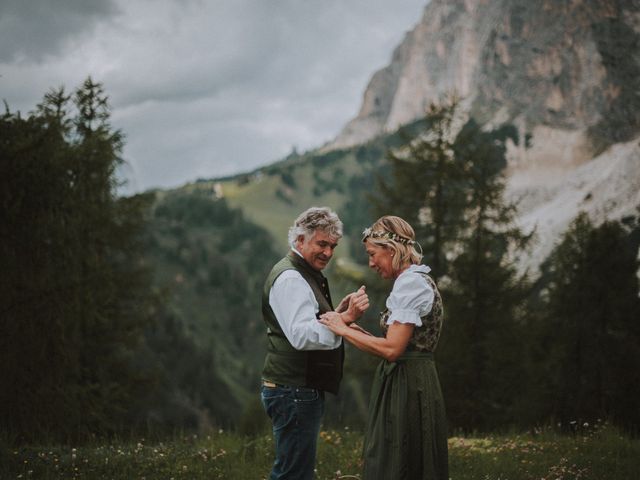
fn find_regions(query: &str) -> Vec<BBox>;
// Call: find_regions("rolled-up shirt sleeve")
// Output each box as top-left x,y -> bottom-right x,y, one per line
269,270 -> 342,350
385,270 -> 434,327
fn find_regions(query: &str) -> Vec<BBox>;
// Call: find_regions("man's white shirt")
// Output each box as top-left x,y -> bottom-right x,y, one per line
268,251 -> 341,350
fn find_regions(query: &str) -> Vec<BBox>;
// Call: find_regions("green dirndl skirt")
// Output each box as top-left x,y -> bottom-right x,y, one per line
362,351 -> 448,480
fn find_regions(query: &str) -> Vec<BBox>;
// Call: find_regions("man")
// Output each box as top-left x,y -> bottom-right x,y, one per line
261,207 -> 369,480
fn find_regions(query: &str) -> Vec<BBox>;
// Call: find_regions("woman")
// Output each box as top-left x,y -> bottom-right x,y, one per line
319,215 -> 448,480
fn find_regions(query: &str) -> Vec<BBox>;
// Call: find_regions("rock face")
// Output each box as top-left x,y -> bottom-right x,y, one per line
329,0 -> 640,272
331,0 -> 639,149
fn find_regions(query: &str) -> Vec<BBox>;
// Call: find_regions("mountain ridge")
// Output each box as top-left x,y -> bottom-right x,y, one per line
322,0 -> 640,272
329,0 -> 640,149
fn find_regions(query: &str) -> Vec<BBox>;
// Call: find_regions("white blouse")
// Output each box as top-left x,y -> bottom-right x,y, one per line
385,264 -> 434,327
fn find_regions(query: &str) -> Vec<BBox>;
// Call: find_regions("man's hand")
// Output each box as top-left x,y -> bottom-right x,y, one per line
339,286 -> 369,324
335,293 -> 354,314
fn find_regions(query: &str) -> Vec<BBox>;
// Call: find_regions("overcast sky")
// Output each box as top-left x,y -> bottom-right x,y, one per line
1,0 -> 427,194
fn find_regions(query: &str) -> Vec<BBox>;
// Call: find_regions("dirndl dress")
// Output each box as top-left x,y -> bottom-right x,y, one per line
362,267 -> 448,480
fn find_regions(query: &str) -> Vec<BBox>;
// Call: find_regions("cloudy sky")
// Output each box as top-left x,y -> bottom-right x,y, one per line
1,0 -> 427,194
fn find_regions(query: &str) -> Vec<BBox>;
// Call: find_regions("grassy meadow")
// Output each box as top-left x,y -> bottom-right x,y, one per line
3,422 -> 638,479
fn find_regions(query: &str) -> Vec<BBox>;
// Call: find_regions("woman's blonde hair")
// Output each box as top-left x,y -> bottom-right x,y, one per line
362,215 -> 423,272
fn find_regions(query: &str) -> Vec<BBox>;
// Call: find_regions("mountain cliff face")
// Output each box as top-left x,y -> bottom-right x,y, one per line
329,0 -> 640,272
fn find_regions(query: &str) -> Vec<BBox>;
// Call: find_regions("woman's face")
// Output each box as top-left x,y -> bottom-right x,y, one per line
365,241 -> 395,279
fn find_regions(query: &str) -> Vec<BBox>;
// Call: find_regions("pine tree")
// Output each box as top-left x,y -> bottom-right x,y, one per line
374,98 -> 467,279
538,213 -> 640,432
0,79 -> 154,441
440,119 -> 530,430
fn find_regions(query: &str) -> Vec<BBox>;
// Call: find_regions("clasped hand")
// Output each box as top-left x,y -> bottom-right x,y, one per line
320,285 -> 369,335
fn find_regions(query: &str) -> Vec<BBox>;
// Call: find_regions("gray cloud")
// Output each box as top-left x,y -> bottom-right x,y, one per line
1,0 -> 427,194
0,0 -> 120,62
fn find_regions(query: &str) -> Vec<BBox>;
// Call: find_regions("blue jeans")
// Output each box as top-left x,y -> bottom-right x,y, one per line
261,384 -> 325,480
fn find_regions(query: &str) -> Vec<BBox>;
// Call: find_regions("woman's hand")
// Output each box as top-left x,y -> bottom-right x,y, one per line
318,311 -> 350,336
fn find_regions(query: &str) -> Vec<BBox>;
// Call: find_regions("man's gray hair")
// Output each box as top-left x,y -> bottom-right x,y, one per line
288,207 -> 343,248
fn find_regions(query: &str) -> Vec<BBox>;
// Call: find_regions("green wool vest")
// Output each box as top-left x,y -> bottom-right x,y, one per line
261,252 -> 344,394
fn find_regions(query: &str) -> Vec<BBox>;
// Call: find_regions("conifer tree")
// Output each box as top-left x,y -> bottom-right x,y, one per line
375,98 -> 467,279
440,119 -> 530,430
537,213 -> 640,432
0,79 -> 154,441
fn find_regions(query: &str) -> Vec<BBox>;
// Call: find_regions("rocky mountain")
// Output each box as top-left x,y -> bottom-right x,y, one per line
328,0 -> 640,272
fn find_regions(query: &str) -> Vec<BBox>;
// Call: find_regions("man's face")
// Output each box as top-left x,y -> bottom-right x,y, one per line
296,230 -> 339,271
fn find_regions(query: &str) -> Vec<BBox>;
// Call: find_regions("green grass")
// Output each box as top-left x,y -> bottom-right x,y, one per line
447,423 -> 638,480
3,423 -> 638,479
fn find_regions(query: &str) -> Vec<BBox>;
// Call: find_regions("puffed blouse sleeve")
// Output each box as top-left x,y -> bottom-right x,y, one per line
385,270 -> 435,327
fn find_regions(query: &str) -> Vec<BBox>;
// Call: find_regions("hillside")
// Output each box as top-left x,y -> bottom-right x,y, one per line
139,191 -> 282,429
187,120 -> 429,260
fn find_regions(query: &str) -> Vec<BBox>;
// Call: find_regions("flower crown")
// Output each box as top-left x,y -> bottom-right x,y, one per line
361,227 -> 416,245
